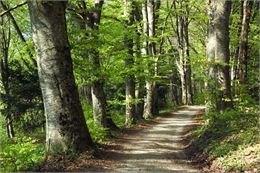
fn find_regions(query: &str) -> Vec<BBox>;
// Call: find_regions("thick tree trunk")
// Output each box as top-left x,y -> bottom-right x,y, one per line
206,0 -> 233,112
238,0 -> 253,84
28,1 -> 94,155
91,81 -> 106,126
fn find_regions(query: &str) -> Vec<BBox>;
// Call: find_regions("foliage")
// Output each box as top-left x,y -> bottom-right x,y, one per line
82,103 -> 110,142
217,144 -> 260,172
0,0 -> 259,172
190,109 -> 259,171
0,136 -> 45,172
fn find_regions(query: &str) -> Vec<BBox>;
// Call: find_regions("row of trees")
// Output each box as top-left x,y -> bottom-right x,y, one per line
0,0 -> 258,157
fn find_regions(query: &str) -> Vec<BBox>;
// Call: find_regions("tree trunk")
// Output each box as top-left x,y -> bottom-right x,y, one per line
142,0 -> 151,119
173,0 -> 192,105
74,0 -> 117,129
133,3 -> 144,120
124,0 -> 136,126
82,85 -> 92,105
135,81 -> 144,119
238,0 -> 253,84
6,115 -> 15,138
143,0 -> 160,118
231,1 -> 244,96
28,1 -> 94,155
206,0 -> 233,112
183,3 -> 193,105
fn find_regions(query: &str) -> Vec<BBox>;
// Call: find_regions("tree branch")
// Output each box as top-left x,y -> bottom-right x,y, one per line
0,1 -> 27,17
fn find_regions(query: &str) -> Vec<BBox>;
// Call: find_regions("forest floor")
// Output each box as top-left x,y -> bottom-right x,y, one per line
40,106 -> 205,172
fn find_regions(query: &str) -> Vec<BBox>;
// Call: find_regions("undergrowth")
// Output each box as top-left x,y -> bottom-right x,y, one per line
0,136 -> 45,172
190,109 -> 259,172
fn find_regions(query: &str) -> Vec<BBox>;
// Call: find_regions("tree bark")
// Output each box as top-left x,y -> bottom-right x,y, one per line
28,1 -> 94,155
238,0 -> 253,84
124,0 -> 136,126
133,2 -> 144,120
6,116 -> 15,138
143,0 -> 160,118
142,0 -> 151,119
183,3 -> 193,105
173,0 -> 192,105
206,0 -> 233,112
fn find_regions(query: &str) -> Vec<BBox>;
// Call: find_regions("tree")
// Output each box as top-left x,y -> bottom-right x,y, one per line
0,14 -> 14,138
124,0 -> 137,126
77,0 -> 117,129
171,0 -> 193,105
238,0 -> 253,84
143,0 -> 160,119
28,0 -> 93,155
133,2 -> 145,120
206,0 -> 233,112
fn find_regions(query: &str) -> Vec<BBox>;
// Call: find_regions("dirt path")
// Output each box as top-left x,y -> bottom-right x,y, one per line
106,105 -> 205,172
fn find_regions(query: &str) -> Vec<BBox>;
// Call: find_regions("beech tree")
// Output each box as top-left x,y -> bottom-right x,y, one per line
206,0 -> 233,112
172,0 -> 193,105
143,0 -> 160,119
28,0 -> 93,154
70,0 -> 117,129
238,0 -> 253,84
0,1 -> 259,171
124,0 -> 137,126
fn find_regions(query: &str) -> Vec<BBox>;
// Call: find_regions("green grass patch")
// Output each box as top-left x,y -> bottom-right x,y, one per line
190,109 -> 259,171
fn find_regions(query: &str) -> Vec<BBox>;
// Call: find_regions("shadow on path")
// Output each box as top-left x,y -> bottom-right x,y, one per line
103,105 -> 205,172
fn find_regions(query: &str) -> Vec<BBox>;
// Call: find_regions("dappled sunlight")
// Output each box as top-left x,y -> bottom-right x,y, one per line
112,106 -> 203,172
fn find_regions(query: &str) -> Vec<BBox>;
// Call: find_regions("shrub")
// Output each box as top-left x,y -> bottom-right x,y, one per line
0,136 -> 45,172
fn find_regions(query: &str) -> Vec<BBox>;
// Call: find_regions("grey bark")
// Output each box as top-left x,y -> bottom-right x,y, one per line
183,3 -> 192,105
143,0 -> 160,119
173,0 -> 192,105
124,0 -> 136,126
28,1 -> 94,154
206,0 -> 233,112
135,81 -> 144,119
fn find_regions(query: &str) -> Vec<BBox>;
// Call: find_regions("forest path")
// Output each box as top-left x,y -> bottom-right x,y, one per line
106,105 -> 205,172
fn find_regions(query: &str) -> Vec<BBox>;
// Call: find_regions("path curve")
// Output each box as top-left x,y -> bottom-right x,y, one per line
109,105 -> 205,173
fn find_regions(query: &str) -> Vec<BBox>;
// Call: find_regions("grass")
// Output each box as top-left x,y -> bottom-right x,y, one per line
189,109 -> 259,172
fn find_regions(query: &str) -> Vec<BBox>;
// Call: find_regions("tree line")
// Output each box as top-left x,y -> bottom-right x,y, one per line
0,0 -> 258,158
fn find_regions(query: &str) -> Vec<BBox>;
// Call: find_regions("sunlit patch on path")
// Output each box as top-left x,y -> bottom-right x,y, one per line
108,106 -> 205,172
